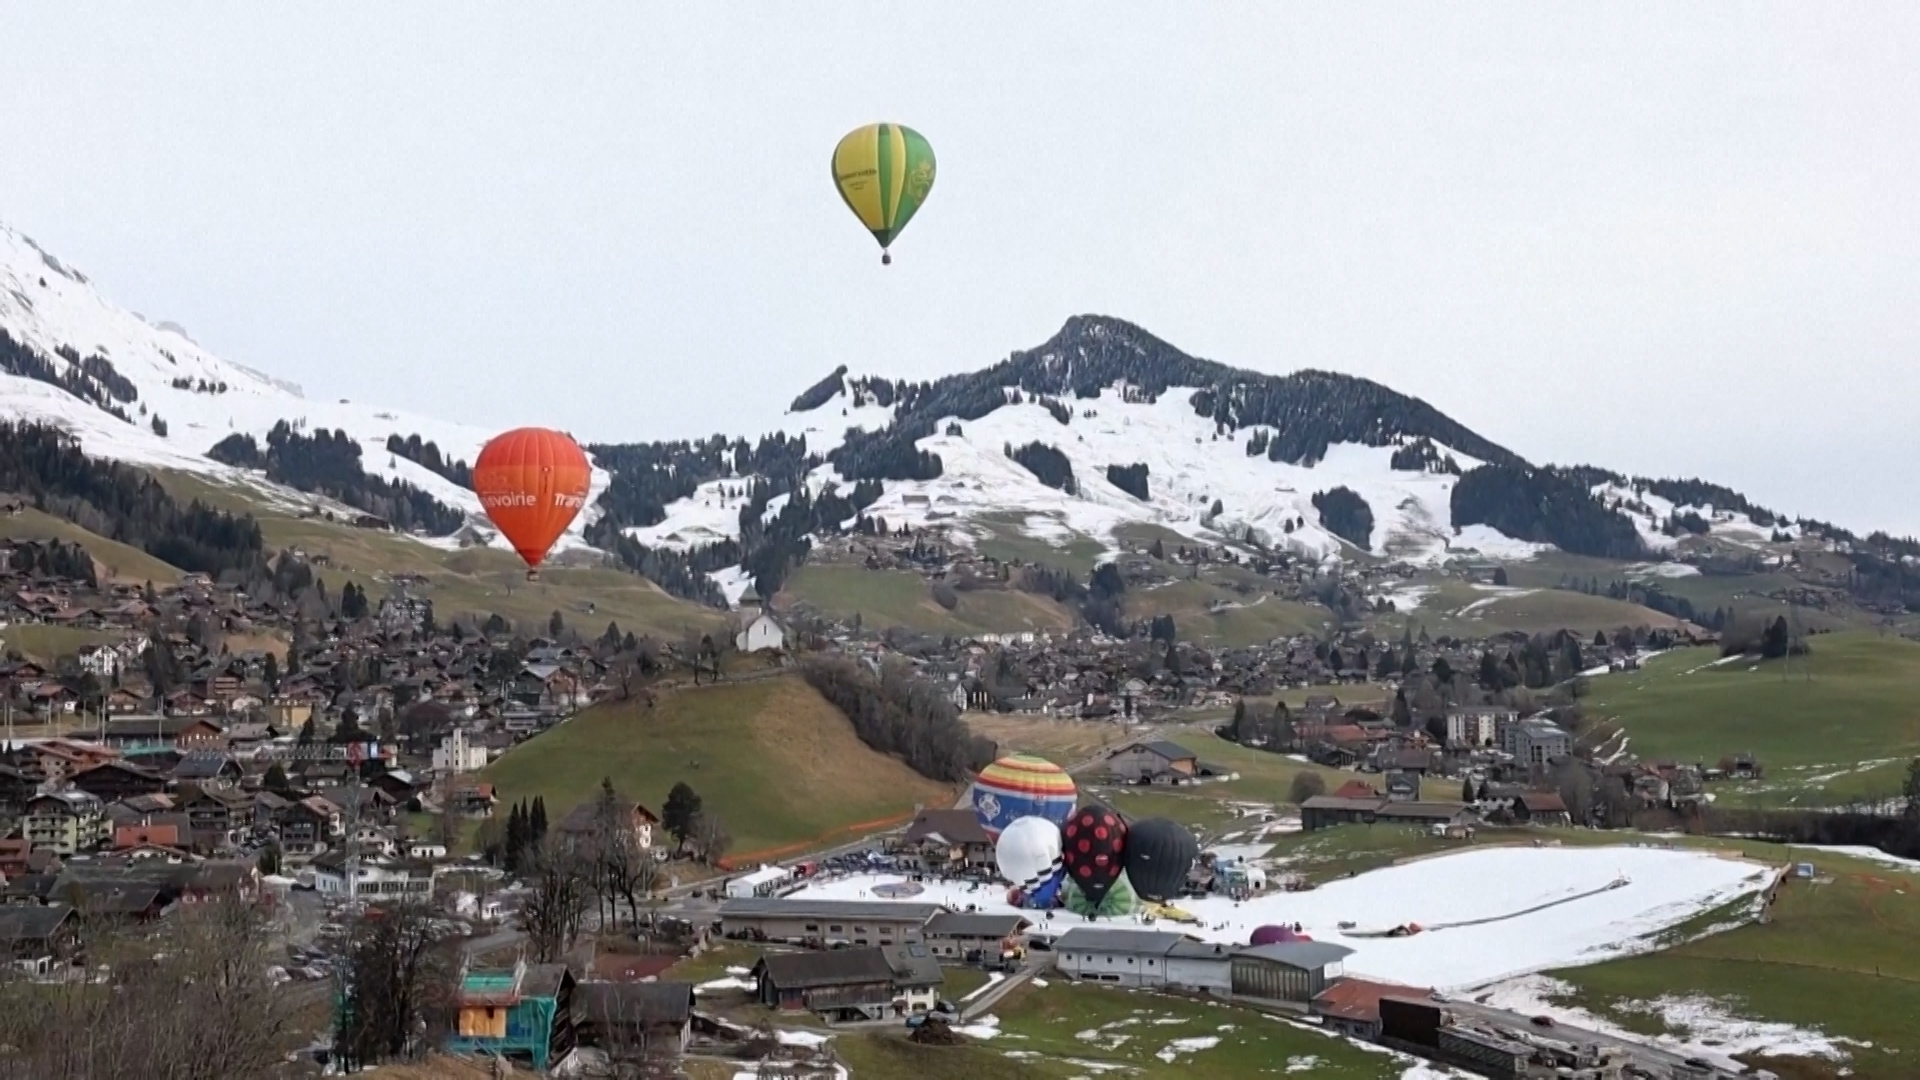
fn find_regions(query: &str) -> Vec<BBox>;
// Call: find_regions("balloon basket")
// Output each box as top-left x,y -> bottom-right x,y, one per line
881,252 -> 892,266
525,569 -> 540,583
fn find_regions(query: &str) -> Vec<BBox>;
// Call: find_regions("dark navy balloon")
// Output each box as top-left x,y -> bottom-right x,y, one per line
1122,817 -> 1200,902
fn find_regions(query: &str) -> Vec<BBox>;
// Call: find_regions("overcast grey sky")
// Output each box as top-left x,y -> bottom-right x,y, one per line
3,4 -> 1915,535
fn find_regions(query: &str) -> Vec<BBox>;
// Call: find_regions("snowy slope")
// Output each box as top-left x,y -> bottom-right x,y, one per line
0,222 -> 608,556
1592,481 -> 1800,554
644,378 -> 1544,571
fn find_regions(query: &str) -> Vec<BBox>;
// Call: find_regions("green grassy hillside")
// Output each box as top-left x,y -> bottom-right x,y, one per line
1551,843 -> 1920,1079
482,675 -> 956,862
779,564 -> 1074,635
1584,631 -> 1920,807
160,469 -> 723,637
0,507 -> 185,585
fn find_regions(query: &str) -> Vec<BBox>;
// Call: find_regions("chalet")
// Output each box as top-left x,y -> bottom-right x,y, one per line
447,780 -> 497,818
162,690 -> 215,718
272,797 -> 339,859
753,944 -> 943,1021
1513,791 -> 1571,826
556,792 -> 658,851
68,759 -> 169,802
572,981 -> 695,1056
922,911 -> 1032,962
900,808 -> 994,871
0,904 -> 77,968
26,683 -> 77,718
1299,795 -> 1385,831
180,788 -> 253,851
0,762 -> 34,813
1373,802 -> 1480,831
105,687 -> 148,715
515,663 -> 583,710
1105,740 -> 1206,785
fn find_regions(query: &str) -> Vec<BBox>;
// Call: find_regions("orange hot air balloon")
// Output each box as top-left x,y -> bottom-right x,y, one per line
472,427 -> 593,579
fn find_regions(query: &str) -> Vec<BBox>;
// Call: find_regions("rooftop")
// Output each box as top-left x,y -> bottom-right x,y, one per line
718,898 -> 945,923
1053,927 -> 1192,955
1234,941 -> 1356,970
755,947 -> 896,990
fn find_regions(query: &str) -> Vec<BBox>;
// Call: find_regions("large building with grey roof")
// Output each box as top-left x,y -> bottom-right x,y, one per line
716,897 -> 945,946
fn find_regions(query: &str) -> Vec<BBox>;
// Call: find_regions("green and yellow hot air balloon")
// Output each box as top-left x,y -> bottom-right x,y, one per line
832,122 -> 936,265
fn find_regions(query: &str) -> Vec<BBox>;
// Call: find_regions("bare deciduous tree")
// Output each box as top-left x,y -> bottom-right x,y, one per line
520,837 -> 592,963
334,901 -> 453,1071
690,811 -> 733,867
0,900 -> 305,1079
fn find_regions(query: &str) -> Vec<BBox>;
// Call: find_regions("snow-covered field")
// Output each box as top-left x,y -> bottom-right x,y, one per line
788,846 -> 1770,989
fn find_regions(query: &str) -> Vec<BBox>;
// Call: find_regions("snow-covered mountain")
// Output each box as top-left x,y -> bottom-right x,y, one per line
0,221 -> 608,556
1,221 -> 1848,614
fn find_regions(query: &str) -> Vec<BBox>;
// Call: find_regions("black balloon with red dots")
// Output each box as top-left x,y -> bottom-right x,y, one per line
1060,801 -> 1128,905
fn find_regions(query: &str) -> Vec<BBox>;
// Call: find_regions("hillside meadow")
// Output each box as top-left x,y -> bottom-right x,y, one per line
1583,631 -> 1920,807
481,675 -> 956,863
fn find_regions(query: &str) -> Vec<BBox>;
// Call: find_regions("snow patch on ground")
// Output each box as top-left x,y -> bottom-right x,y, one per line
1153,1035 -> 1221,1062
1477,974 -> 1863,1068
959,972 -> 1007,1003
708,565 -> 757,607
1457,586 -> 1538,617
790,846 -> 1769,989
1630,561 -> 1702,579
776,1030 -> 832,1047
1448,524 -> 1552,560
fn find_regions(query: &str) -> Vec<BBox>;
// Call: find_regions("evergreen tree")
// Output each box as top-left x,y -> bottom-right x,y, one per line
1478,650 -> 1500,689
263,762 -> 290,791
1391,689 -> 1412,727
664,782 -> 703,848
296,717 -> 317,747
1462,776 -> 1476,802
505,802 -> 528,871
531,796 -> 548,845
1762,615 -> 1791,659
549,610 -> 566,638
264,651 -> 281,691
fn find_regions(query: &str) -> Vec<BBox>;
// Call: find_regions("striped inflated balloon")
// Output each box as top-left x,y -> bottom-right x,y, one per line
969,754 -> 1076,839
831,123 -> 936,263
